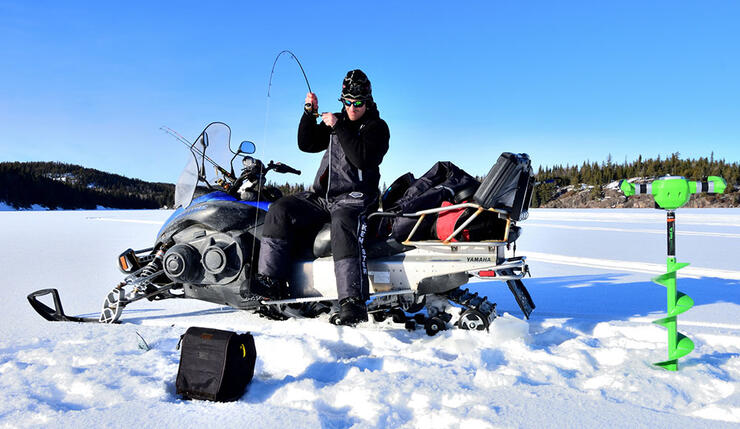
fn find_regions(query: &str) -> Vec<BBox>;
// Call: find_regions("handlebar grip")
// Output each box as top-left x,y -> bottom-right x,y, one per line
269,161 -> 301,175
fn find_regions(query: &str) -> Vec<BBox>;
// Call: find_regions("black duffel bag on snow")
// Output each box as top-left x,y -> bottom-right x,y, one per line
176,326 -> 257,402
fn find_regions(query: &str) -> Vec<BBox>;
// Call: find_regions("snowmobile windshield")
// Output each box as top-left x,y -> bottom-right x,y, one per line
194,122 -> 233,187
174,122 -> 233,208
175,155 -> 198,209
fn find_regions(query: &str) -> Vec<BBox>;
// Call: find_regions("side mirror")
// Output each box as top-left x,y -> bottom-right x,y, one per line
239,141 -> 256,154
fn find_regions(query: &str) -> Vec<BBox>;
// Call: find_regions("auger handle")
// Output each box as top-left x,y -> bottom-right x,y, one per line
689,176 -> 726,194
620,176 -> 727,197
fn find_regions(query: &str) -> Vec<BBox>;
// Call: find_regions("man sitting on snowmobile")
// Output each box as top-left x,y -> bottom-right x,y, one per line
254,69 -> 390,325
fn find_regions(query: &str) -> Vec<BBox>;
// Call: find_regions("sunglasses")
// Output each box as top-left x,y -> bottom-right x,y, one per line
339,98 -> 366,108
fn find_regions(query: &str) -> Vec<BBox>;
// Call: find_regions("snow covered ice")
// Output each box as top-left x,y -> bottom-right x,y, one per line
1,208 -> 740,428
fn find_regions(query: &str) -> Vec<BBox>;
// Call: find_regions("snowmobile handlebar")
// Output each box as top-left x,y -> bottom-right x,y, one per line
267,161 -> 301,176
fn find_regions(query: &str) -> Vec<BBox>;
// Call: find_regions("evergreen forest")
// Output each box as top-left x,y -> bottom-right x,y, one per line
2,154 -> 738,210
530,153 -> 739,207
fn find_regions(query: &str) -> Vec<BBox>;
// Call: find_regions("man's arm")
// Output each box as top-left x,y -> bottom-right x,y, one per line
297,112 -> 331,153
334,118 -> 390,169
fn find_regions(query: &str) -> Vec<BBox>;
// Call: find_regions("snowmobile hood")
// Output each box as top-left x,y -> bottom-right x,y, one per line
158,192 -> 270,238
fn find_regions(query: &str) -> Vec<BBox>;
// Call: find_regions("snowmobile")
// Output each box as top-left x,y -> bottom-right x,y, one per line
28,122 -> 535,335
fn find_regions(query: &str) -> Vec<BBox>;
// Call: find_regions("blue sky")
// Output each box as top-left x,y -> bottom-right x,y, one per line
1,1 -> 738,185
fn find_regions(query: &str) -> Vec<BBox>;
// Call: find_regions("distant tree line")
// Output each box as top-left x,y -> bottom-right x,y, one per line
531,153 -> 740,207
270,181 -> 307,197
0,162 -> 174,209
4,155 -> 737,210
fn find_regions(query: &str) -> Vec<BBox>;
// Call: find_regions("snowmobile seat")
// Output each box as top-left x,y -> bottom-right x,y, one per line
311,221 -> 411,259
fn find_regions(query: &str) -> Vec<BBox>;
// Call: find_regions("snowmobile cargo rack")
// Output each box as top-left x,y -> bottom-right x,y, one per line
370,202 -> 513,246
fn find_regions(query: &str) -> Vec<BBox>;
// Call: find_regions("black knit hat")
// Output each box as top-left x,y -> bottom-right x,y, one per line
341,69 -> 372,100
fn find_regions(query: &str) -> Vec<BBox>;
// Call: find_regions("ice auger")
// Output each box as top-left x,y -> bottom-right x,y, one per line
619,175 -> 727,371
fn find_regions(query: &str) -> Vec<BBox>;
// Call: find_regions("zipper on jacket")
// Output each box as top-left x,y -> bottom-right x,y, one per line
326,135 -> 333,200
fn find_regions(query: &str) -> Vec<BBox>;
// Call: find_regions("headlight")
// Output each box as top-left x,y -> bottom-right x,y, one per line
242,156 -> 255,168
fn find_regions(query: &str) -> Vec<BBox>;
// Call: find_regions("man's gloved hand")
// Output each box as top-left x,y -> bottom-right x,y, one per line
321,112 -> 338,128
304,92 -> 318,115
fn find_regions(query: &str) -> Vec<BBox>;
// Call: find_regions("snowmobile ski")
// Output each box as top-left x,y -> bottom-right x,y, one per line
27,289 -> 101,323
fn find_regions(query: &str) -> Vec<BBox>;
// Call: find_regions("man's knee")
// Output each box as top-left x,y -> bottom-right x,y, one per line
263,196 -> 300,238
331,207 -> 361,231
330,209 -> 365,260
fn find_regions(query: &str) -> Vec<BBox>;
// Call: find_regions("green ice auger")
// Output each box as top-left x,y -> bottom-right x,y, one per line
619,175 -> 727,371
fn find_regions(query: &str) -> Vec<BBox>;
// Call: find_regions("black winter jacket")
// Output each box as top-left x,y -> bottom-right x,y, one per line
298,105 -> 390,202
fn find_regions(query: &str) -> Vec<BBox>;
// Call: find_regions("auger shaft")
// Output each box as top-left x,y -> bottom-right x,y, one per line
652,210 -> 694,371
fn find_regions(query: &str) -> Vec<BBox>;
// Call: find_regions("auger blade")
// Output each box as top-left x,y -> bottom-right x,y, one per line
671,291 -> 694,316
655,333 -> 695,371
651,272 -> 675,288
653,315 -> 675,327
654,358 -> 678,371
669,262 -> 691,272
652,262 -> 689,287
673,332 -> 695,359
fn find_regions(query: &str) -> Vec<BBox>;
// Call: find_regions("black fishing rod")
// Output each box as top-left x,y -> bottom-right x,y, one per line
267,50 -> 317,116
160,126 -> 234,180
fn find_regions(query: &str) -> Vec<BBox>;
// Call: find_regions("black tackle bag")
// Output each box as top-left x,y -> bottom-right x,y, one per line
382,162 -> 480,240
176,327 -> 257,402
474,152 -> 534,222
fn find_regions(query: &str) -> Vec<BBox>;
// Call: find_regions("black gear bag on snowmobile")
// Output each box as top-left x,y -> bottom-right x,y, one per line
176,327 -> 257,402
381,161 -> 480,241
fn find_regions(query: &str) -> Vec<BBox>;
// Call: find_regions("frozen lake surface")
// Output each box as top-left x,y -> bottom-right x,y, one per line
1,208 -> 739,428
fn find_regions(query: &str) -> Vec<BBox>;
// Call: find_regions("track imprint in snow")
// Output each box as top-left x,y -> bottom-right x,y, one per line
526,251 -> 740,280
529,209 -> 740,228
526,222 -> 740,239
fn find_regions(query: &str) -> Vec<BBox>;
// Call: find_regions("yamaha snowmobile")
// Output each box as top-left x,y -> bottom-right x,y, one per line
28,122 -> 535,335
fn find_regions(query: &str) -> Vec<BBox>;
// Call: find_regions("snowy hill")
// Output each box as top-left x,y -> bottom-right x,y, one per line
537,179 -> 740,209
1,209 -> 739,428
0,161 -> 174,210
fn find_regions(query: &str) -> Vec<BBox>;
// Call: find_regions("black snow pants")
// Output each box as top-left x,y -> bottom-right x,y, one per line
257,191 -> 374,301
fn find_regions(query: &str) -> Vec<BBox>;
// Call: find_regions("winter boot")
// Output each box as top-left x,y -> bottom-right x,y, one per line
337,296 -> 368,326
252,274 -> 291,300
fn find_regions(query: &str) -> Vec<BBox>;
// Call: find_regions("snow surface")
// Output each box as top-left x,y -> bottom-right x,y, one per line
1,208 -> 740,428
